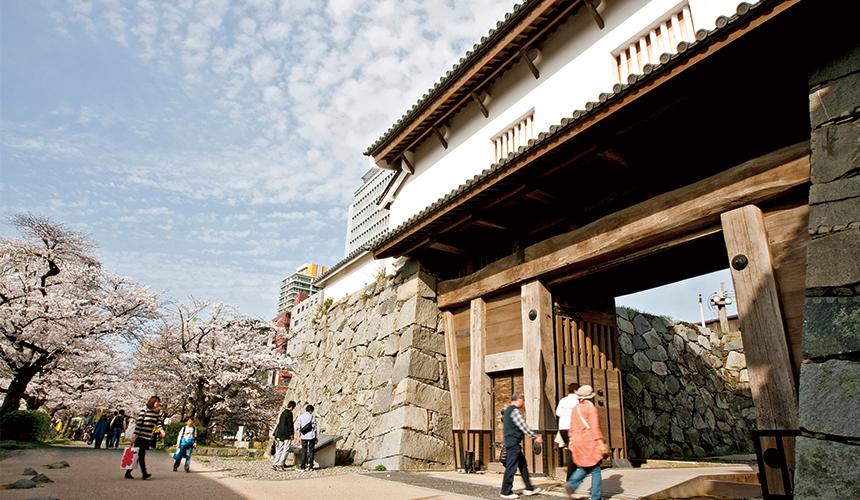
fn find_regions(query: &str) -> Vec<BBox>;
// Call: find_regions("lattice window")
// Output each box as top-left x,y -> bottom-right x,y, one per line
493,112 -> 534,163
615,5 -> 695,83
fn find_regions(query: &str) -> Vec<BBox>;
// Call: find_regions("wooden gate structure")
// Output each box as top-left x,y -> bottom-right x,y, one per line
359,0 -> 848,481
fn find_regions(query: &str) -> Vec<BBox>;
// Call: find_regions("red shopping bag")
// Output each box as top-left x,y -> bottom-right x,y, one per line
120,446 -> 139,470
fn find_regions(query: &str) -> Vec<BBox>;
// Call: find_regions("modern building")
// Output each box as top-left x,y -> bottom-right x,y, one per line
345,168 -> 396,257
277,263 -> 327,314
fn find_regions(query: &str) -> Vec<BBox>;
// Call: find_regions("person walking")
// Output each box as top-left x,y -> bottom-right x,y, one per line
107,410 -> 126,449
500,392 -> 543,499
564,385 -> 609,500
92,414 -> 110,449
173,418 -> 197,472
555,382 -> 580,481
125,396 -> 163,480
296,404 -> 317,472
272,401 -> 296,471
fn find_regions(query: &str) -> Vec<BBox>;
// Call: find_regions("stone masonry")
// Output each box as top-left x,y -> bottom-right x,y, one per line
794,36 -> 860,500
285,261 -> 455,471
617,308 -> 756,460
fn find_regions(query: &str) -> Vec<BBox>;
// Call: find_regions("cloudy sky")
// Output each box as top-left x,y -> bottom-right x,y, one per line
1,0 -> 735,322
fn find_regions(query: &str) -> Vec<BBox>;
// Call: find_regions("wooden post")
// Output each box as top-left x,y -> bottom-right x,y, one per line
521,280 -> 555,430
443,310 -> 464,430
470,298 -> 491,430
721,205 -> 798,430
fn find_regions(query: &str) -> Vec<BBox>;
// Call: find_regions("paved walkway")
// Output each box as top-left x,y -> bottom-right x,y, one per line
0,444 -> 483,500
1,443 -> 757,500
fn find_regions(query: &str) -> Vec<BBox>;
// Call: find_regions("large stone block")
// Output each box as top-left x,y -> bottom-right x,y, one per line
809,71 -> 860,128
396,296 -> 440,331
396,272 -> 437,302
400,325 -> 445,355
370,405 -> 428,436
617,316 -> 634,335
372,356 -> 395,388
802,296 -> 860,359
810,197 -> 860,232
810,176 -> 860,205
810,120 -> 860,184
392,378 -> 452,414
632,314 -> 651,334
725,351 -> 746,371
392,349 -> 441,385
799,359 -> 860,437
795,436 -> 860,499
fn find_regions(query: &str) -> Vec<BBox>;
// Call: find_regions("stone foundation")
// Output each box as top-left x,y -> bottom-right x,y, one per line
285,261 -> 453,470
617,308 -> 756,459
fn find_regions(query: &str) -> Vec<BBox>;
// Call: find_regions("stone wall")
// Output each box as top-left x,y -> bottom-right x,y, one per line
617,308 -> 757,459
285,261 -> 454,470
794,36 -> 860,499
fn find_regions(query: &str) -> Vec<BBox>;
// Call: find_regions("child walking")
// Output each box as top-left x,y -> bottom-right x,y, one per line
173,418 -> 197,472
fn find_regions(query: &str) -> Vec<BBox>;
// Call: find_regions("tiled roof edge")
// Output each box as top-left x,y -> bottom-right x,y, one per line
364,0 -> 542,157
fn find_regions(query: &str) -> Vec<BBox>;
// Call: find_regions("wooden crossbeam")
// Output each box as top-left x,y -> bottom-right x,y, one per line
400,154 -> 414,174
432,126 -> 448,149
470,91 -> 489,118
520,48 -> 540,79
430,239 -> 468,255
526,188 -> 562,205
583,0 -> 605,29
473,219 -> 508,231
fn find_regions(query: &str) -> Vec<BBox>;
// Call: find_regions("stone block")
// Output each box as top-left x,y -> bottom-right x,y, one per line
392,378 -> 452,414
619,333 -> 635,354
698,335 -> 711,351
724,340 -> 743,351
625,374 -> 643,395
370,405 -> 428,436
396,272 -> 437,302
616,307 -> 630,320
400,325 -> 445,355
633,352 -> 651,371
795,436 -> 860,500
810,176 -> 860,205
643,330 -> 661,348
396,296 -> 440,331
617,315 -> 634,334
799,359 -> 860,437
652,361 -> 668,376
392,350 -> 440,385
725,351 -> 746,371
809,231 -> 860,288
802,296 -> 860,359
377,297 -> 397,316
810,120 -> 860,184
809,71 -> 860,128
632,334 -> 648,350
372,356 -> 394,388
383,334 -> 400,355
632,314 -> 651,334
810,197 -> 860,232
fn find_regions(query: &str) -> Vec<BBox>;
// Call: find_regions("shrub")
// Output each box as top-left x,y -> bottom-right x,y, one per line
0,410 -> 52,442
374,464 -> 387,471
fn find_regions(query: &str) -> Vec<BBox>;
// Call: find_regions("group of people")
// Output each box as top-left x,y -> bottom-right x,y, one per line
270,401 -> 318,472
119,396 -> 197,480
500,383 -> 608,500
88,410 -> 129,449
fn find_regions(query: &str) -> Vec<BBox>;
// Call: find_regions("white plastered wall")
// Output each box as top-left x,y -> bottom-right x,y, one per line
385,0 -> 744,229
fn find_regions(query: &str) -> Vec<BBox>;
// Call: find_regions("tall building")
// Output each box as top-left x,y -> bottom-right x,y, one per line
277,263 -> 326,314
344,168 -> 395,257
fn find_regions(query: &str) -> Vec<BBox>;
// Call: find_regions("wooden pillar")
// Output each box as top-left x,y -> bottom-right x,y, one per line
521,280 -> 556,430
443,310 -> 464,430
470,298 -> 491,430
721,205 -> 799,430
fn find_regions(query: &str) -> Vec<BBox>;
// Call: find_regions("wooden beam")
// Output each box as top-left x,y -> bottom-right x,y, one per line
470,298 -> 491,430
485,350 -> 524,373
519,48 -> 540,79
429,240 -> 468,255
473,219 -> 509,231
400,154 -> 414,174
436,142 -> 810,308
431,126 -> 448,149
582,0 -> 605,29
470,91 -> 489,118
525,188 -> 563,206
521,280 -> 555,429
443,310 -> 464,429
721,205 -> 799,430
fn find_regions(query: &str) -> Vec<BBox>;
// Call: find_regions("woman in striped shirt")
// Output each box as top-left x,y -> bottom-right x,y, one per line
125,396 -> 163,480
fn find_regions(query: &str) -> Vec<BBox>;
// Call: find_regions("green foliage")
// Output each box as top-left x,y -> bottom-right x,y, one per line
374,464 -> 387,471
0,410 -> 52,442
311,297 -> 334,324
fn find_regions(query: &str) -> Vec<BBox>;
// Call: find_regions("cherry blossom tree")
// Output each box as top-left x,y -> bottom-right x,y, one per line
0,214 -> 160,417
133,297 -> 291,432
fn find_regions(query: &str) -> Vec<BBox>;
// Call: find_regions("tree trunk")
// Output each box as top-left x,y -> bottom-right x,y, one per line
0,366 -> 40,418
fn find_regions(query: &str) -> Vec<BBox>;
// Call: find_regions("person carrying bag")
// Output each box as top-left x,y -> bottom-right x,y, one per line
173,418 -> 197,473
563,385 -> 610,500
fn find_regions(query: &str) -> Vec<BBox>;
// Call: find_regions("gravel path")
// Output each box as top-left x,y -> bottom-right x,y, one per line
195,454 -> 360,481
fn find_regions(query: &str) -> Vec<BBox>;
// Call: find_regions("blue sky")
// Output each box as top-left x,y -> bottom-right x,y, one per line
1,0 -> 736,323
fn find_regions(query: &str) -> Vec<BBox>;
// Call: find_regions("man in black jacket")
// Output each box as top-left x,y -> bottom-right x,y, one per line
271,401 -> 296,471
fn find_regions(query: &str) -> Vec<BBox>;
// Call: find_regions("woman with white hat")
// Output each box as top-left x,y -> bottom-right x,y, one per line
564,385 -> 609,500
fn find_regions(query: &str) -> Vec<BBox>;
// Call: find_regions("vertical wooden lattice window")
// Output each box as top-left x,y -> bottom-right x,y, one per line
615,5 -> 695,83
493,113 -> 534,163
